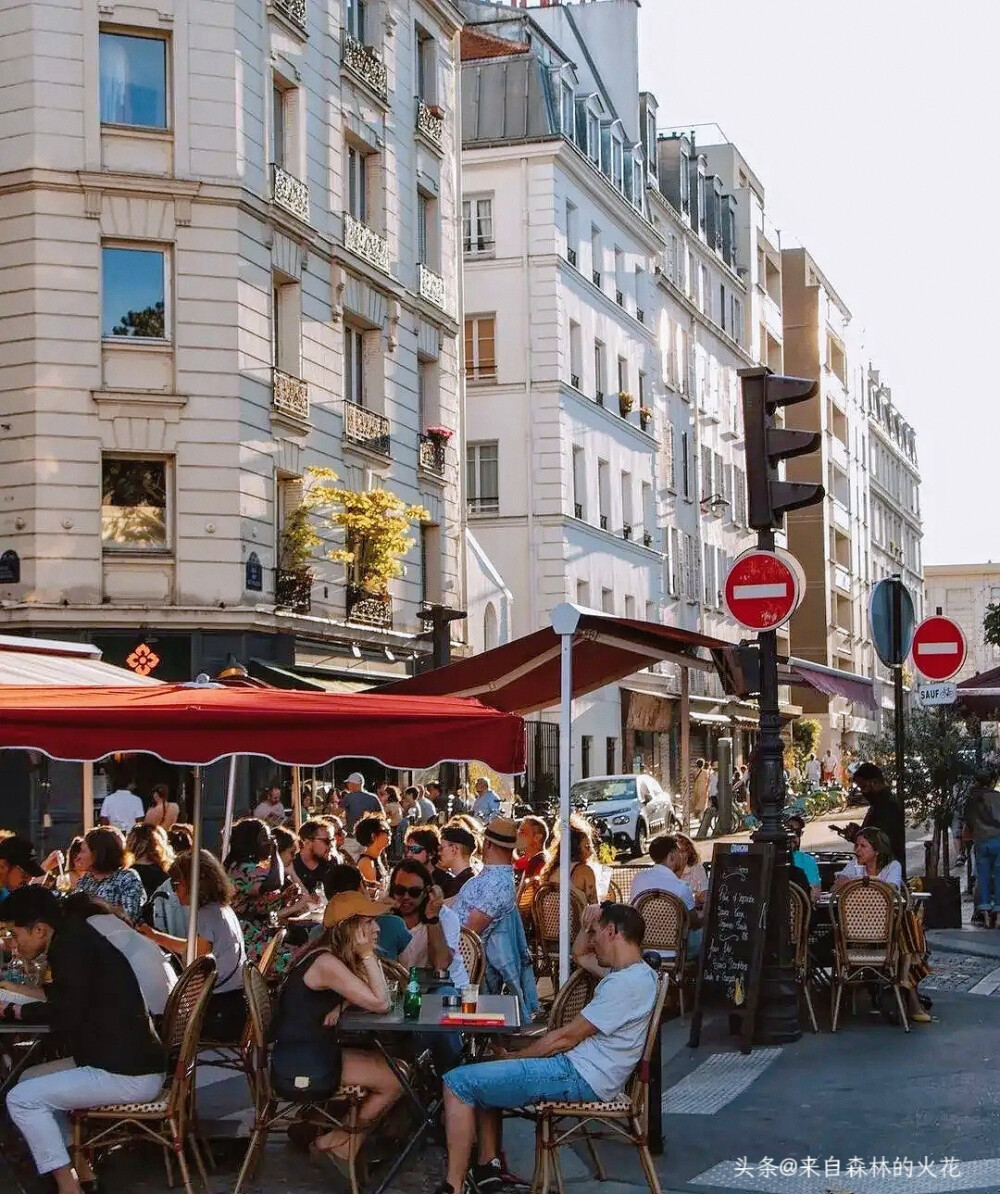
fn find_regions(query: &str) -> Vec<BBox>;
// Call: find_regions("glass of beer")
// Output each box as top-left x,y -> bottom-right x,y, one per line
461,983 -> 479,1014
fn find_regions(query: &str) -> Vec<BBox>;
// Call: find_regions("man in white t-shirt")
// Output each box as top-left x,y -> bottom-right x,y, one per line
436,903 -> 658,1194
99,783 -> 145,834
804,754 -> 822,786
628,834 -> 704,957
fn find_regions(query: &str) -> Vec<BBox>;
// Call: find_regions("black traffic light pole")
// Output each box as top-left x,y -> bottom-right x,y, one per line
739,366 -> 824,1045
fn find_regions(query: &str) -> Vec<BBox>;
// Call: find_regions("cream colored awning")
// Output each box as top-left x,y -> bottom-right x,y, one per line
0,635 -> 162,688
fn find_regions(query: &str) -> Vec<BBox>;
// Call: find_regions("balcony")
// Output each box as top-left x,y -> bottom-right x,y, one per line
830,497 -> 851,534
567,247 -> 577,267
344,212 -> 390,274
272,368 -> 309,422
574,502 -> 583,519
468,497 -> 499,515
346,584 -> 392,629
275,568 -> 312,613
415,99 -> 444,147
570,373 -> 580,390
418,263 -> 446,310
343,399 -> 390,457
342,32 -> 387,101
828,432 -> 848,471
271,164 -> 309,222
418,434 -> 446,477
643,530 -> 654,548
273,0 -> 307,32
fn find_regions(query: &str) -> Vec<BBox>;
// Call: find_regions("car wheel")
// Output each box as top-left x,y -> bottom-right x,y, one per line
632,822 -> 649,858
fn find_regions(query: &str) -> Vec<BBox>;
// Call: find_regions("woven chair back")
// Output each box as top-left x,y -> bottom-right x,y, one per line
533,883 -> 584,947
458,927 -> 486,986
608,865 -> 651,903
379,957 -> 409,986
788,883 -> 811,972
627,972 -> 671,1118
256,928 -> 287,981
547,969 -> 597,1029
834,878 -> 898,960
633,891 -> 688,955
166,956 -> 218,1119
160,955 -> 218,1061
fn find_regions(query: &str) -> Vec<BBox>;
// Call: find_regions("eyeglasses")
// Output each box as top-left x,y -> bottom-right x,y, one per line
313,837 -> 332,845
405,844 -> 427,855
391,883 -> 425,898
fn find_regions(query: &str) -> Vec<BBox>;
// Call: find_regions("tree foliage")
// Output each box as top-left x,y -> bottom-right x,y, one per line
791,719 -> 821,768
111,302 -> 165,339
855,705 -> 976,830
984,602 -> 1000,649
303,466 -> 428,594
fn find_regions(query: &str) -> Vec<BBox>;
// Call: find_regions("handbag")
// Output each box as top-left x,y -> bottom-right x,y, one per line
270,1034 -> 343,1102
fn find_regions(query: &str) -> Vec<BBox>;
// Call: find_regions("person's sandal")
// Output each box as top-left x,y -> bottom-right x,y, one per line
909,1009 -> 932,1024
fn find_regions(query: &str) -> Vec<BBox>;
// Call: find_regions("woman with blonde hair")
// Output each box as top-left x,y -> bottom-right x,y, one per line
674,832 -> 708,902
126,823 -> 176,899
270,890 -> 403,1172
541,813 -> 598,904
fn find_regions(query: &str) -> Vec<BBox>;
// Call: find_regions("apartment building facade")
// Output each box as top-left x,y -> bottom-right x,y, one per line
780,247 -> 876,746
924,564 -> 999,683
0,0 -> 465,694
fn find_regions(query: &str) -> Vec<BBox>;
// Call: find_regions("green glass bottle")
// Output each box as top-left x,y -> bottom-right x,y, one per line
403,966 -> 422,1021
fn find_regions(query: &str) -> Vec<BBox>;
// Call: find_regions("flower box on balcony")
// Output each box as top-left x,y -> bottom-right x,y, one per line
275,567 -> 313,613
618,391 -> 635,417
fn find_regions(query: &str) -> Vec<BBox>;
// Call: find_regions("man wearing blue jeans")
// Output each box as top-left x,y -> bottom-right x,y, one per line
436,903 -> 657,1194
965,774 -> 1000,927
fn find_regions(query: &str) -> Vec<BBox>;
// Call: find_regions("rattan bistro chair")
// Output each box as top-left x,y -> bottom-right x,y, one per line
256,926 -> 287,983
830,877 -> 908,1033
458,926 -> 486,986
788,882 -> 818,1033
632,891 -> 693,1015
532,884 -> 586,979
530,972 -> 670,1194
234,960 -> 372,1194
73,956 -> 217,1194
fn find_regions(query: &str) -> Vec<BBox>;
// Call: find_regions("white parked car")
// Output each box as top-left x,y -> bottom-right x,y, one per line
571,774 -> 678,858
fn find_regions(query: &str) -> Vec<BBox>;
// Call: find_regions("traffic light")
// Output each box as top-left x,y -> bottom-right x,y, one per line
739,366 -> 824,531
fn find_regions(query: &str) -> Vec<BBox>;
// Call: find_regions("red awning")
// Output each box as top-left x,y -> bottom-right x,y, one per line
783,658 -> 876,710
382,612 -> 730,715
0,684 -> 525,773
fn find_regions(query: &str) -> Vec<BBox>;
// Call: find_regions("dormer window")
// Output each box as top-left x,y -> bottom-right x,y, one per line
561,82 -> 575,140
631,156 -> 643,208
587,108 -> 600,165
611,135 -> 624,191
678,151 -> 690,213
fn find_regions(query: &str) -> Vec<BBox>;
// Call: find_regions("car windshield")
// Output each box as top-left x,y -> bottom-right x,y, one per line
572,779 -> 636,808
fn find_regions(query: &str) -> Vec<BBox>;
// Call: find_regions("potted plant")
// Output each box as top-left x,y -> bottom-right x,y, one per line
276,494 -> 321,613
639,405 -> 653,430
425,425 -> 453,444
618,391 -> 634,417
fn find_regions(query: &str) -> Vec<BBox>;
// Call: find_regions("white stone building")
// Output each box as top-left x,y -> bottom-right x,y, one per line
0,0 -> 466,702
924,564 -> 998,683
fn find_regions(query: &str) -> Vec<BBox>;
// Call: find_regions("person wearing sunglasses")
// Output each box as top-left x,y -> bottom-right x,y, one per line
403,826 -> 452,890
391,861 -> 469,990
292,819 -> 337,899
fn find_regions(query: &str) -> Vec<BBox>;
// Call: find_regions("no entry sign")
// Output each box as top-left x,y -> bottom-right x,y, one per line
911,616 -> 967,682
723,549 -> 801,632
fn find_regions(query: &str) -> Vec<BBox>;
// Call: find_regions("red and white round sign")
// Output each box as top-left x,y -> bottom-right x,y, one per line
723,549 -> 801,632
910,616 -> 967,682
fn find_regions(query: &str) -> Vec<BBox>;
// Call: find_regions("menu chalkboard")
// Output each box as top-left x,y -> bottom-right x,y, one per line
688,841 -> 773,1054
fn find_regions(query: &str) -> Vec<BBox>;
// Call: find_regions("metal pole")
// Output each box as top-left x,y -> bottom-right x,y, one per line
680,667 -> 691,829
185,767 -> 203,966
291,766 -> 302,831
558,633 -> 573,988
891,575 -> 906,880
221,755 -> 238,861
82,762 -> 94,833
750,527 -> 801,1044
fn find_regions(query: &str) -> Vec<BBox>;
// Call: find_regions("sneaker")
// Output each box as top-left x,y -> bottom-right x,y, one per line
972,909 -> 987,927
472,1159 -> 508,1194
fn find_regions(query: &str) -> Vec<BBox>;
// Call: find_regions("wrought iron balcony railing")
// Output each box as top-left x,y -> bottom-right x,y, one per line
418,434 -> 446,477
271,164 -> 309,221
343,399 -> 390,457
272,368 -> 309,421
346,584 -> 392,628
342,32 -> 387,101
416,99 -> 444,147
344,212 -> 390,274
418,263 -> 446,310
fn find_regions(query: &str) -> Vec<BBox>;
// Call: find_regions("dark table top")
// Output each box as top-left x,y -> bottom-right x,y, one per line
339,994 -> 521,1035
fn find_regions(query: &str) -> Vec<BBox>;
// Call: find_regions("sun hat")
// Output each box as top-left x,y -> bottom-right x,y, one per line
483,816 -> 518,850
322,889 -> 395,928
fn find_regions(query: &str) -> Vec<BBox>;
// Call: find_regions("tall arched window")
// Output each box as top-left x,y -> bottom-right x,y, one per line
484,603 -> 499,651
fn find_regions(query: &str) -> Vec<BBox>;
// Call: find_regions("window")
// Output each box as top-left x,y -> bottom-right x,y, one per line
272,275 -> 301,374
462,197 -> 494,255
581,735 -> 593,779
344,326 -> 365,405
464,316 -> 496,381
663,421 -> 676,490
568,320 -> 582,388
572,445 -> 585,518
701,445 -> 714,499
415,26 -> 436,102
611,135 -> 624,190
638,371 -> 646,409
417,192 -> 428,263
681,431 -> 691,499
732,297 -> 743,345
719,283 -> 727,333
601,588 -> 614,613
347,144 -> 368,221
678,150 -> 690,213
598,460 -> 610,529
703,543 -> 715,606
587,109 -> 600,165
621,471 -> 633,530
591,225 -> 602,286
576,579 -> 590,606
272,83 -> 288,168
594,340 -> 605,400
345,0 -> 366,40
565,200 -> 577,266
101,457 -> 168,551
606,737 -> 617,775
484,603 -> 499,650
561,83 -> 575,139
617,356 -> 628,396
624,595 -> 636,619
99,32 -> 168,129
667,528 -> 681,596
101,246 -> 166,340
467,442 -> 499,513
614,248 -> 624,302
641,482 -> 653,536
733,466 -> 747,525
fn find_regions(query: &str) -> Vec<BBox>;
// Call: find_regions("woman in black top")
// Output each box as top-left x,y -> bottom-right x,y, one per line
0,886 -> 164,1194
270,890 -> 402,1173
126,823 -> 175,899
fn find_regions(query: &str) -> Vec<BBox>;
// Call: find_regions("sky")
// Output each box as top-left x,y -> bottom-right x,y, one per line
638,0 -> 1000,566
